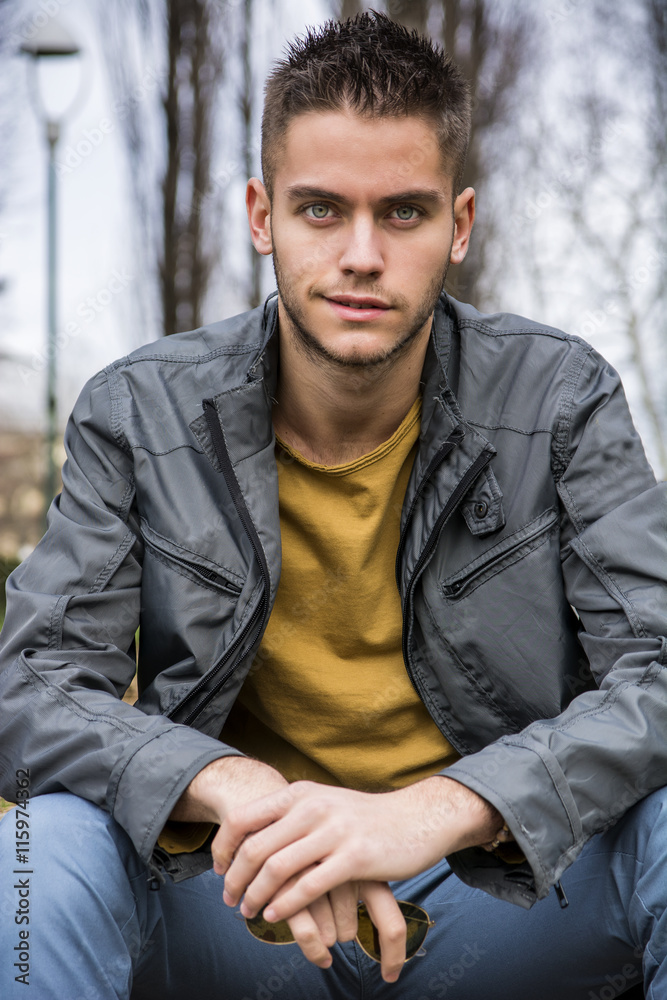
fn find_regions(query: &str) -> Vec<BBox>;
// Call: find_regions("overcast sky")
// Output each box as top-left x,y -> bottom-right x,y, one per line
0,0 -> 663,475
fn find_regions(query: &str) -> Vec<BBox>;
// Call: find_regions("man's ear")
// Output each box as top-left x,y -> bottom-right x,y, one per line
450,187 -> 475,265
246,178 -> 273,255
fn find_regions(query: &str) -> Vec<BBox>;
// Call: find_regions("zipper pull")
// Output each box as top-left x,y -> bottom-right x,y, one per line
147,862 -> 165,891
554,880 -> 569,909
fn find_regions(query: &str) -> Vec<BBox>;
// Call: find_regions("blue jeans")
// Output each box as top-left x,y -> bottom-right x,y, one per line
0,789 -> 665,999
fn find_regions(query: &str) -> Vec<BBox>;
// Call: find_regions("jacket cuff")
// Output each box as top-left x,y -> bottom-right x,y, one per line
108,725 -> 245,865
443,738 -> 583,906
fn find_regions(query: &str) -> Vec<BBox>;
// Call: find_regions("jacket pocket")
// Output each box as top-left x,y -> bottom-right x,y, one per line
440,508 -> 559,600
140,519 -> 243,597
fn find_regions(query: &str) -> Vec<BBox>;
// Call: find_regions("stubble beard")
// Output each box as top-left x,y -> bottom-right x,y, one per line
272,247 -> 451,375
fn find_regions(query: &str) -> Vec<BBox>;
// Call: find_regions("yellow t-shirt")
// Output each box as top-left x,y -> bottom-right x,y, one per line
220,397 -> 459,792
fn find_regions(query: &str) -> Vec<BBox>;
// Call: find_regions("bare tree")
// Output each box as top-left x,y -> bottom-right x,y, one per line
160,0 -> 224,335
431,1 -> 536,305
519,0 -> 667,475
97,0 -> 225,337
386,0 -> 429,34
240,0 -> 261,309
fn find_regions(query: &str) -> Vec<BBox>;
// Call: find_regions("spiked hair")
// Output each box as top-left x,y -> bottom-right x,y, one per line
261,11 -> 471,200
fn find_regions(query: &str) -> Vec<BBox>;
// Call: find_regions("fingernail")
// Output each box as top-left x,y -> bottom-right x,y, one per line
263,906 -> 276,922
223,890 -> 235,907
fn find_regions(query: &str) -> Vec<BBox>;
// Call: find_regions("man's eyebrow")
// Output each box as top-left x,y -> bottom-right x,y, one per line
284,185 -> 446,206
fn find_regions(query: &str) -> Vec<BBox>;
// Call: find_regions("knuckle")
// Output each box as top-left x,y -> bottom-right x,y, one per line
264,853 -> 288,879
384,919 -> 408,945
294,925 -> 319,949
224,809 -> 245,838
241,834 -> 265,864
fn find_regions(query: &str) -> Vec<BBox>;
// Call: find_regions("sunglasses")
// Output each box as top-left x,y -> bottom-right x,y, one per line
243,900 -> 434,964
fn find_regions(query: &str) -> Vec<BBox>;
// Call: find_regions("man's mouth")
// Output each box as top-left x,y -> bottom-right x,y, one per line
327,295 -> 390,309
324,295 -> 392,320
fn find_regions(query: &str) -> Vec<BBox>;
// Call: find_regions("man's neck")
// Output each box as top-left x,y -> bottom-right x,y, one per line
272,319 -> 431,467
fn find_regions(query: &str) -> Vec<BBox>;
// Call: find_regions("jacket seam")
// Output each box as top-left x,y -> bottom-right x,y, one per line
105,344 -> 263,371
90,530 -> 137,594
458,320 -> 573,343
466,420 -> 554,437
524,673 -> 659,738
557,479 -> 585,534
105,367 -> 132,455
128,442 -> 205,459
47,595 -> 70,650
552,345 -> 593,484
17,657 -> 146,736
571,536 -> 648,639
116,473 -> 136,523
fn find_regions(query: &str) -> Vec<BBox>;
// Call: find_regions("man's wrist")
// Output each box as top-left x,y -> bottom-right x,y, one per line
169,755 -> 288,825
407,774 -> 506,854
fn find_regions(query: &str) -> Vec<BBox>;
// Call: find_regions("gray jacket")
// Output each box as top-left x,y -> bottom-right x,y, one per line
1,294 -> 666,908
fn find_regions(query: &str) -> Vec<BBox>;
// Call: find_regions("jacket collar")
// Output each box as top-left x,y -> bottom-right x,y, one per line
191,293 -> 503,593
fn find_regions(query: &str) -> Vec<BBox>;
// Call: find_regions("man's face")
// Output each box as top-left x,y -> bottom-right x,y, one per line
248,110 -> 472,371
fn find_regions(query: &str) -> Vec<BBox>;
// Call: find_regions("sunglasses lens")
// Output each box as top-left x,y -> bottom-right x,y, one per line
245,911 -> 295,945
398,901 -> 430,959
356,903 -> 382,962
356,901 -> 430,963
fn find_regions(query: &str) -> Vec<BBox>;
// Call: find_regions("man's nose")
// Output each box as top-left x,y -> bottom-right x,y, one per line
337,216 -> 384,276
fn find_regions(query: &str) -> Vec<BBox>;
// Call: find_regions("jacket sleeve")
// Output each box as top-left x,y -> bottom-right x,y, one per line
0,369 -> 240,868
444,347 -> 667,908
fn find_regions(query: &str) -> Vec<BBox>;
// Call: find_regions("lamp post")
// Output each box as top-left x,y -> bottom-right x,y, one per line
21,20 -> 82,529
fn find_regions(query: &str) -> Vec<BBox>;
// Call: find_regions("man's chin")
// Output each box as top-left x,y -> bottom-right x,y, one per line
298,330 -> 411,370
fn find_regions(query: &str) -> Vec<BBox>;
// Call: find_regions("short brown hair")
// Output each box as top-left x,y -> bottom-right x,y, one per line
261,10 -> 471,200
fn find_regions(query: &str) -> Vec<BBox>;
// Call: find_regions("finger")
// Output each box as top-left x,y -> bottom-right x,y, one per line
261,856 -> 353,922
360,882 -> 407,984
236,830 -> 335,917
213,785 -> 295,876
328,882 -> 359,943
305,892 -> 338,949
284,907 -> 333,969
260,869 -> 335,969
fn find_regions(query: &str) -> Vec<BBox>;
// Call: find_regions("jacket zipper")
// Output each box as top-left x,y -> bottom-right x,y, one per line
142,534 -> 242,595
441,508 -> 558,600
394,425 -> 465,590
400,447 -> 493,707
167,398 -> 271,727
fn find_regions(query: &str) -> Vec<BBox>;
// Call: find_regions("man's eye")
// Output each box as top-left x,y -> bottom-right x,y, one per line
391,205 -> 420,221
305,204 -> 331,219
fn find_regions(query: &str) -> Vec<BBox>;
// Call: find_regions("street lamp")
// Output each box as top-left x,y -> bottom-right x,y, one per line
20,19 -> 83,528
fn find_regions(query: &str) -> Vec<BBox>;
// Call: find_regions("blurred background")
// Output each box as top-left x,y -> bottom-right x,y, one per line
0,0 -> 665,605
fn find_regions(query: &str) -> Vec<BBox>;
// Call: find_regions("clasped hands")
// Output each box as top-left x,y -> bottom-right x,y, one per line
172,756 -> 502,983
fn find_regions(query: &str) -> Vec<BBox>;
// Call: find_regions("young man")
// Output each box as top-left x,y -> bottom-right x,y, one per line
1,12 -> 665,999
